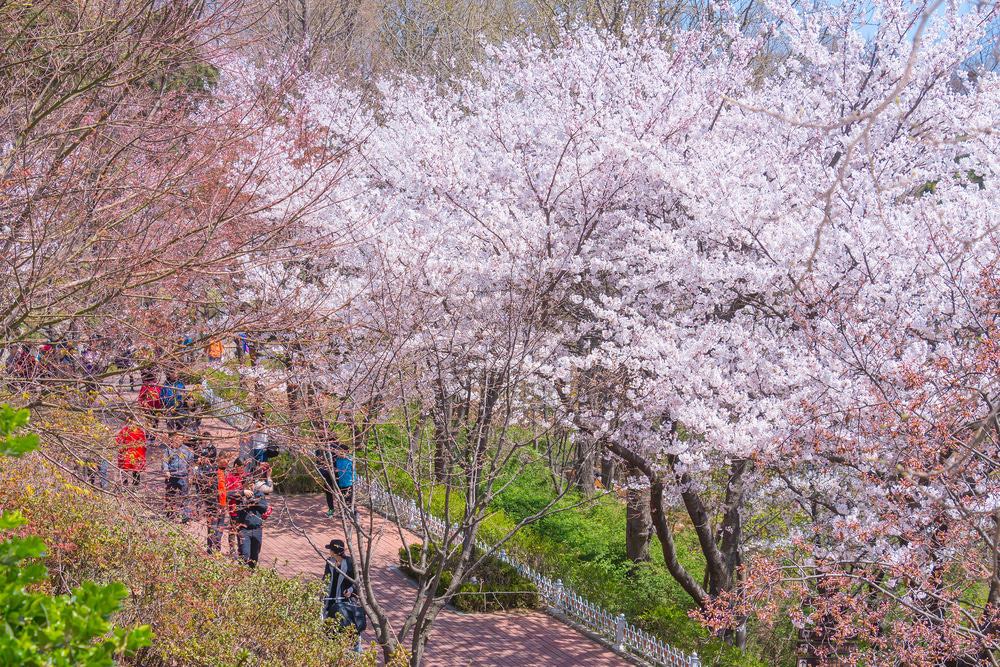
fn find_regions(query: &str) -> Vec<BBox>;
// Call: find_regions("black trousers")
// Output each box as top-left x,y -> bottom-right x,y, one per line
238,526 -> 262,568
319,467 -> 336,510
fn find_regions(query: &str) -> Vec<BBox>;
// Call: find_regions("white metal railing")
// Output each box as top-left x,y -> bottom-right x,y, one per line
202,382 -> 700,667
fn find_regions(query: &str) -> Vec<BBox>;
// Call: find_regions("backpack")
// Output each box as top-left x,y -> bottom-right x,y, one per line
165,447 -> 191,477
160,381 -> 184,410
334,456 -> 354,488
138,384 -> 162,410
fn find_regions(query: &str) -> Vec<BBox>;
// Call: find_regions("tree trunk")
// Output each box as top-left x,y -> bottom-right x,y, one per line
575,433 -> 596,497
432,383 -> 450,482
625,469 -> 652,564
283,344 -> 305,432
599,447 -> 616,489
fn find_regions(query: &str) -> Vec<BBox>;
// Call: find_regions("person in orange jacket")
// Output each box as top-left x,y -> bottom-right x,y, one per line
202,450 -> 231,554
207,339 -> 224,362
116,423 -> 147,487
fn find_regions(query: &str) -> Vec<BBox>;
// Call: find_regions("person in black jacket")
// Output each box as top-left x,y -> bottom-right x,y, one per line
228,482 -> 269,568
322,539 -> 365,641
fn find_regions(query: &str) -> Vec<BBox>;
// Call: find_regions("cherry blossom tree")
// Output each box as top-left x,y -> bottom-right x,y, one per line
325,0 -> 1000,659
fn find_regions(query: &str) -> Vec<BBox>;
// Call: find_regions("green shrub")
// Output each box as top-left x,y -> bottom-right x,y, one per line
0,404 -> 150,667
271,452 -> 324,494
398,543 -> 540,613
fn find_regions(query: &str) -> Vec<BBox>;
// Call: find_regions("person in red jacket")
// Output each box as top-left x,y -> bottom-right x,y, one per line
116,423 -> 147,487
137,370 -> 162,428
223,457 -> 247,557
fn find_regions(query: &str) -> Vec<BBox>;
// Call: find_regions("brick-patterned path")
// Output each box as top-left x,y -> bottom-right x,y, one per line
252,494 -> 629,666
123,403 -> 628,665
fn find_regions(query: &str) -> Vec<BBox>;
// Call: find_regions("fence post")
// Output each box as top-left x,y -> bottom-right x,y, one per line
554,579 -> 564,611
689,651 -> 701,667
408,499 -> 419,530
614,613 -> 626,651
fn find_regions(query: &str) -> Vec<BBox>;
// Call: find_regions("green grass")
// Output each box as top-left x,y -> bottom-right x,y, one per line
201,388 -> 780,665
362,426 -> 772,666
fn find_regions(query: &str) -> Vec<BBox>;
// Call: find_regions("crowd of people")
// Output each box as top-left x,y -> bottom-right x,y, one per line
116,410 -> 365,643
8,333 -> 367,643
4,331 -> 253,391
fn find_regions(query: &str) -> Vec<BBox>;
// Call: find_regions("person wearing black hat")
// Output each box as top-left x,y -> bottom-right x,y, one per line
322,539 -> 365,643
228,479 -> 270,567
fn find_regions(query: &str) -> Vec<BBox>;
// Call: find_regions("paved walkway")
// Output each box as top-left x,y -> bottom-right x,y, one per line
255,494 -> 629,666
109,394 -> 629,666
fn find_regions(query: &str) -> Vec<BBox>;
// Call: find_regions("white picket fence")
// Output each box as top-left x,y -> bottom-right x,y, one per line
202,382 -> 700,667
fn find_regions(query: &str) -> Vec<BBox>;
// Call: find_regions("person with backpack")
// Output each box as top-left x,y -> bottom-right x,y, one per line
334,448 -> 355,506
228,479 -> 270,568
322,539 -> 366,649
159,371 -> 185,432
163,432 -> 195,522
115,422 -> 147,487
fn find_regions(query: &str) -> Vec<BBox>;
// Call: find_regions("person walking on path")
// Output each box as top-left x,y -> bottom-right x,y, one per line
316,440 -> 354,518
163,433 -> 195,522
201,451 -> 229,554
192,432 -> 218,515
137,371 -> 162,428
206,339 -> 224,363
315,445 -> 338,518
334,449 -> 355,506
228,479 -> 270,568
115,422 -> 147,487
322,539 -> 365,649
159,371 -> 186,432
114,337 -> 137,389
224,457 -> 248,556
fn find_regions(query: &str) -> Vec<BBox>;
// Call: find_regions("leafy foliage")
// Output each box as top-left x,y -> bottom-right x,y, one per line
0,404 -> 150,667
398,543 -> 540,613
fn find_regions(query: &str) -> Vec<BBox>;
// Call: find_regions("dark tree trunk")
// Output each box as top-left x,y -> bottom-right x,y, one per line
432,382 -> 451,482
283,343 -> 305,432
625,468 -> 652,564
575,433 -> 596,497
599,447 -> 616,489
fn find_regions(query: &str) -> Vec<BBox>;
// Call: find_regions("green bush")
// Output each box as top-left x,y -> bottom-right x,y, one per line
271,452 -> 324,494
0,404 -> 150,667
398,543 -> 540,613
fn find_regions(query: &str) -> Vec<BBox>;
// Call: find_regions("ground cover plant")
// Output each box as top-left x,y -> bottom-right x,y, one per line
398,543 -> 540,613
0,405 -> 151,667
